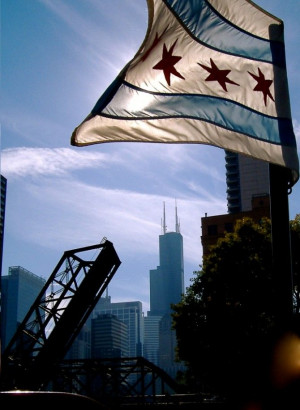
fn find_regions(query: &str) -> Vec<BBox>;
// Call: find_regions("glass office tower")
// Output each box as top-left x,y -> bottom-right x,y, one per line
91,313 -> 129,358
1,266 -> 46,351
93,295 -> 143,357
147,203 -> 185,378
149,203 -> 184,316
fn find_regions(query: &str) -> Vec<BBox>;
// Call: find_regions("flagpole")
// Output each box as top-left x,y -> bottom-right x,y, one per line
269,163 -> 293,325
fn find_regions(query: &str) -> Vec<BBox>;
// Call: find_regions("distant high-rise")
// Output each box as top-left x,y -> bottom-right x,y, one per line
149,202 -> 184,316
93,295 -> 143,357
91,313 -> 128,359
66,322 -> 91,360
225,151 -> 269,213
143,315 -> 161,366
1,266 -> 46,351
147,202 -> 185,378
201,151 -> 270,257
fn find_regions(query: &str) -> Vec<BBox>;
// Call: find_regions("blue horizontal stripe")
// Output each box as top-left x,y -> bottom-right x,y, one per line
164,0 -> 285,67
93,82 -> 295,148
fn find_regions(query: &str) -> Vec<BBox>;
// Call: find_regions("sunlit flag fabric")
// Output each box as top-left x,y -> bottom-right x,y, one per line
71,0 -> 299,185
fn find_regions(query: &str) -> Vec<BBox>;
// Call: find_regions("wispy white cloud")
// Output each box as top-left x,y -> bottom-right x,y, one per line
1,144 -> 227,187
1,147 -> 111,178
4,155 -> 226,273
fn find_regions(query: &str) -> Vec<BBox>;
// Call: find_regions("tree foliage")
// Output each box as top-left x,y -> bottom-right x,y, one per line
291,214 -> 300,313
172,216 -> 300,401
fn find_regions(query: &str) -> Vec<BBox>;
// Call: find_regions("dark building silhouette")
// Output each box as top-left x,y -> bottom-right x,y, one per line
1,266 -> 46,351
146,202 -> 185,378
93,294 -> 143,357
225,151 -> 269,213
149,202 -> 184,317
202,151 -> 270,257
143,315 -> 161,366
201,194 -> 270,257
91,313 -> 128,359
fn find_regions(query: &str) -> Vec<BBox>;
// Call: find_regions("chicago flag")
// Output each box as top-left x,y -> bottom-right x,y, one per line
71,0 -> 299,184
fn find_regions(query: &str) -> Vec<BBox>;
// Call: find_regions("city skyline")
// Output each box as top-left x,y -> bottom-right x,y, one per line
2,0 -> 299,314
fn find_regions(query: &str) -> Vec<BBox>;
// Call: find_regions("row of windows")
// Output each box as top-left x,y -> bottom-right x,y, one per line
207,222 -> 234,236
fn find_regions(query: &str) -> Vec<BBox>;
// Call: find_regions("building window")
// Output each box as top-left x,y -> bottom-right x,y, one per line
224,222 -> 233,233
207,225 -> 218,235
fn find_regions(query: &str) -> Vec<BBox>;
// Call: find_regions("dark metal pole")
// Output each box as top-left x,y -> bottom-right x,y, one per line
269,163 -> 293,324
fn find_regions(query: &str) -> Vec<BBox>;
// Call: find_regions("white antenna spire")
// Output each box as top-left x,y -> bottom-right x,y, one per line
175,199 -> 180,233
163,201 -> 167,234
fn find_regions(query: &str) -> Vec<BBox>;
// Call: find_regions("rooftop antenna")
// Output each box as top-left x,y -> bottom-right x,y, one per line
162,201 -> 167,234
175,198 -> 180,233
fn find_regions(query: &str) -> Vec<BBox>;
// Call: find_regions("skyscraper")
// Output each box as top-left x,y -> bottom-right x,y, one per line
225,151 -> 269,213
93,295 -> 143,357
1,266 -> 46,351
201,151 -> 271,257
91,313 -> 128,359
146,203 -> 185,378
149,203 -> 184,316
143,315 -> 161,366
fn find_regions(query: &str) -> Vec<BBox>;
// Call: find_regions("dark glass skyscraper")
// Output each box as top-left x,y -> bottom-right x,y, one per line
149,203 -> 184,316
91,313 -> 128,358
146,203 -> 185,378
1,266 -> 46,351
93,295 -> 143,357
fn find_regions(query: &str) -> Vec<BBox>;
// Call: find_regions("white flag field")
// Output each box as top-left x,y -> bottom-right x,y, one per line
71,0 -> 299,185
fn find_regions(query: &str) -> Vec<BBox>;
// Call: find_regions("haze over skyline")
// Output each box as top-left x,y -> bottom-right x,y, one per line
2,0 -> 299,313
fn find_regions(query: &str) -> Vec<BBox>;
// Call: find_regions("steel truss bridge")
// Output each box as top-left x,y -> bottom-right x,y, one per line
0,238 -> 186,407
50,356 -> 182,407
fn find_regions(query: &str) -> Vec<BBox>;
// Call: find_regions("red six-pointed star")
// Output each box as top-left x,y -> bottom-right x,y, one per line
248,68 -> 275,106
198,58 -> 239,91
142,27 -> 168,62
153,39 -> 185,86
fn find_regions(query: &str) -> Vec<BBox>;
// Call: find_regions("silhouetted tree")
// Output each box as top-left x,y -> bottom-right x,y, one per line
291,214 -> 300,313
172,216 -> 300,403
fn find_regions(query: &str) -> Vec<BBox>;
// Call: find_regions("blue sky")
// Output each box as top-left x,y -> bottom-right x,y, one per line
1,0 -> 300,314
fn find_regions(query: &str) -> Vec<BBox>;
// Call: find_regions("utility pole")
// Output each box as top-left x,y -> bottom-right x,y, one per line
269,163 -> 294,325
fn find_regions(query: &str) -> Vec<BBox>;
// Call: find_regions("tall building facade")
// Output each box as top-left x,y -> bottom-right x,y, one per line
225,151 -> 269,213
202,151 -> 271,257
149,203 -> 184,316
91,313 -> 128,358
143,315 -> 161,366
201,194 -> 270,257
66,322 -> 91,359
146,203 -> 185,378
1,266 -> 46,351
93,295 -> 143,357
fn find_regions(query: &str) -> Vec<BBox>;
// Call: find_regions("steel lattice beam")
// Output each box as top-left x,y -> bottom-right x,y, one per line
1,239 -> 121,390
